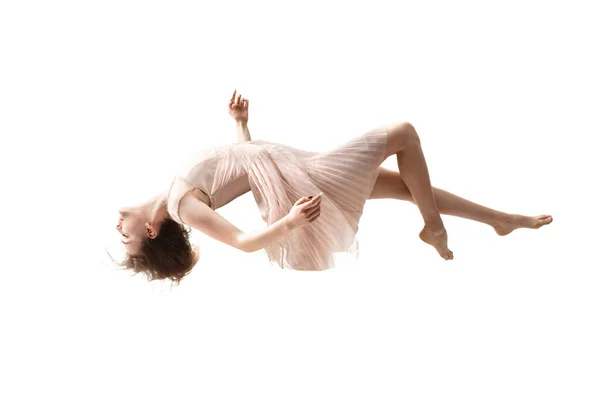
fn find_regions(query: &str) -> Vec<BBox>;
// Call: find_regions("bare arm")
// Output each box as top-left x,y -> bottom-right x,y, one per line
236,121 -> 252,143
178,193 -> 323,254
178,194 -> 292,253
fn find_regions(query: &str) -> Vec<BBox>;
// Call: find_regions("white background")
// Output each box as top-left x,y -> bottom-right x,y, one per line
1,0 -> 598,399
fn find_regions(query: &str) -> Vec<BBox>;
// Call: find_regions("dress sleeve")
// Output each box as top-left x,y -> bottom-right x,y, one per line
166,177 -> 197,224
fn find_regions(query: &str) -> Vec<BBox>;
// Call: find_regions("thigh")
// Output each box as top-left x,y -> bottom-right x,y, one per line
368,167 -> 413,200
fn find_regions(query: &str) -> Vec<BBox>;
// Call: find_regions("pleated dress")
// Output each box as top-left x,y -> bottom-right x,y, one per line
167,127 -> 389,271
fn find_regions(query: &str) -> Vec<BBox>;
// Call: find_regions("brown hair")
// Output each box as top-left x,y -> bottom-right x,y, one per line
114,217 -> 199,286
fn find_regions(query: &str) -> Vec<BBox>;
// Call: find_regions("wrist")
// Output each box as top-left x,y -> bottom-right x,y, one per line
282,215 -> 295,231
235,120 -> 248,127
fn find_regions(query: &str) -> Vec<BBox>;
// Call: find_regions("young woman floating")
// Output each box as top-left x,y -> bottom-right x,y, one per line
115,91 -> 552,284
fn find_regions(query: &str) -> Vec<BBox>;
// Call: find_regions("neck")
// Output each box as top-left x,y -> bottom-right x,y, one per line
146,193 -> 168,224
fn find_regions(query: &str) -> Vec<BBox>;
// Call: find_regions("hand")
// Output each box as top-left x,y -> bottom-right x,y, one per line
286,193 -> 323,229
228,89 -> 249,124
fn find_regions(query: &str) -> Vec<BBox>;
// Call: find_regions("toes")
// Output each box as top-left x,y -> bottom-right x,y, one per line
440,249 -> 454,260
536,215 -> 553,227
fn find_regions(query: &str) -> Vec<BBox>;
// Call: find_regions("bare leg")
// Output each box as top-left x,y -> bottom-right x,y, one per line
369,167 -> 553,234
383,123 -> 453,260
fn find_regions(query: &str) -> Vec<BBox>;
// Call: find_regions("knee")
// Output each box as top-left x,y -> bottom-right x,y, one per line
389,122 -> 420,151
398,122 -> 420,141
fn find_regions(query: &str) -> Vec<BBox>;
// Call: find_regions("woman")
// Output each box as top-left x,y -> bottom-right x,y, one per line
115,90 -> 553,284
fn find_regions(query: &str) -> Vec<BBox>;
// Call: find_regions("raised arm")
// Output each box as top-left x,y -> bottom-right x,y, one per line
228,89 -> 252,142
178,193 -> 322,253
235,121 -> 251,143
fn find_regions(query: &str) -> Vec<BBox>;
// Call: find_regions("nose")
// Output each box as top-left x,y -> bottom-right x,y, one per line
116,217 -> 123,230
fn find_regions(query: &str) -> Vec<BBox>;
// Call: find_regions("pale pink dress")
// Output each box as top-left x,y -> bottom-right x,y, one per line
167,127 -> 389,271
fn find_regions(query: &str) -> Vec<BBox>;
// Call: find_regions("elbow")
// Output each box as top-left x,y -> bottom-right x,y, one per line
236,235 -> 258,253
240,244 -> 259,254
239,244 -> 253,253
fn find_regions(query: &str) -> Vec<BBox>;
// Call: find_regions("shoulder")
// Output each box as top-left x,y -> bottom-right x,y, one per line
166,178 -> 202,224
178,190 -> 211,224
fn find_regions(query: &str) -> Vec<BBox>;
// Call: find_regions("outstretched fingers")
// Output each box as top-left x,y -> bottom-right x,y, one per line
230,89 -> 248,109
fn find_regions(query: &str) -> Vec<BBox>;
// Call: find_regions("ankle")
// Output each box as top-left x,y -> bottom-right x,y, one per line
424,219 -> 445,231
492,213 -> 514,227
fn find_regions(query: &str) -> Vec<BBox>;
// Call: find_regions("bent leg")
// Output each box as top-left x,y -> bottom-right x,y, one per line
382,122 -> 452,259
384,123 -> 442,227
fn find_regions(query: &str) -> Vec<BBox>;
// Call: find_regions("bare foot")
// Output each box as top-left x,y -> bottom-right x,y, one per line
493,214 -> 553,236
419,225 -> 454,260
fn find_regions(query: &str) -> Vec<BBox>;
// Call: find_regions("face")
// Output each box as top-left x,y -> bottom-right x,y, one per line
116,207 -> 153,255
